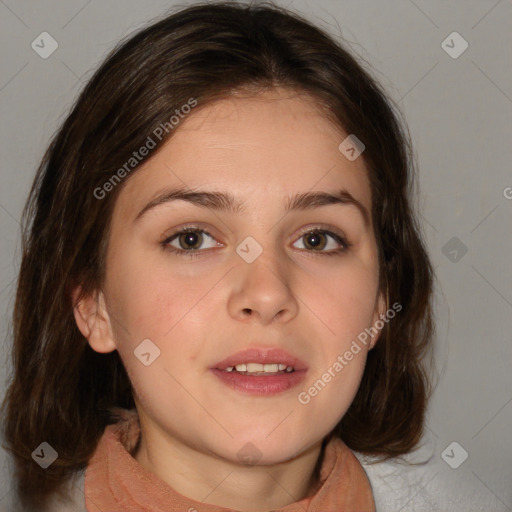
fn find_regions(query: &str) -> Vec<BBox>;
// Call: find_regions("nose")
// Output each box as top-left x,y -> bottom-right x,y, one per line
227,247 -> 299,325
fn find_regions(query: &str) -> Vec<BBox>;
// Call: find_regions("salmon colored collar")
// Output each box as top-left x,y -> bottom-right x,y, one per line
85,408 -> 375,512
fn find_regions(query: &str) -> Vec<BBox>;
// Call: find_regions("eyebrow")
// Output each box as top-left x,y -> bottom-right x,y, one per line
134,185 -> 370,226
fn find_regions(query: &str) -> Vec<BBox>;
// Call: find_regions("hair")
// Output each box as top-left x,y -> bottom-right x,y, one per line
1,0 -> 435,509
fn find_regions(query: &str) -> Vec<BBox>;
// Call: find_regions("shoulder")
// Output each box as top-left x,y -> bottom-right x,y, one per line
39,469 -> 87,512
353,431 -> 504,512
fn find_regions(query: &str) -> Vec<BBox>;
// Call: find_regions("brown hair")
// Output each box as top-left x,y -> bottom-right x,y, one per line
1,0 -> 435,508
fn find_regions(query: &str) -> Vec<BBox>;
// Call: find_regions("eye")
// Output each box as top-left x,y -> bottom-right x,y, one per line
292,228 -> 350,256
162,227 -> 220,258
161,225 -> 351,259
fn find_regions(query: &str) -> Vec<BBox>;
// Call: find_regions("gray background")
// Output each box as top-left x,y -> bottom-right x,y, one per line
0,0 -> 511,510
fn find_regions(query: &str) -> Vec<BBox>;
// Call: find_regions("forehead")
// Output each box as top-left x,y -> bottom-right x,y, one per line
115,88 -> 372,219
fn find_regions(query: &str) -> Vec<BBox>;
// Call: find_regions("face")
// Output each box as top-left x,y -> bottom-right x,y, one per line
79,87 -> 385,465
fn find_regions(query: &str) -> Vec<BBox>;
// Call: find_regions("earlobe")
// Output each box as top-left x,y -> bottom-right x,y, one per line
72,286 -> 117,353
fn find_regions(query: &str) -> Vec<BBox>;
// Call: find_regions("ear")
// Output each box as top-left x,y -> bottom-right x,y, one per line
72,286 -> 117,353
369,290 -> 387,350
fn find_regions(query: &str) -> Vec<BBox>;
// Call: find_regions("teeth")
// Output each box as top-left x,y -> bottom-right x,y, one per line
224,362 -> 294,373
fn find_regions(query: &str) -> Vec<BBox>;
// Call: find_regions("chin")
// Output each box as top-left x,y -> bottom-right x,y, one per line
222,437 -> 313,467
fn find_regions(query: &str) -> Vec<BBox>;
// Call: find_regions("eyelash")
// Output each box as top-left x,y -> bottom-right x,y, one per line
161,225 -> 351,260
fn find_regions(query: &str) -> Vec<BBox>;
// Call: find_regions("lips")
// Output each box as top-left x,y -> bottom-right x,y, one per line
210,347 -> 308,395
212,347 -> 308,372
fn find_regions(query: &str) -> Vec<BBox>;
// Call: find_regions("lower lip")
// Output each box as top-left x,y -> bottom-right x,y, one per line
210,368 -> 307,395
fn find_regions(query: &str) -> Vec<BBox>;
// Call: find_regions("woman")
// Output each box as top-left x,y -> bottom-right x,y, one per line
1,1 -> 434,510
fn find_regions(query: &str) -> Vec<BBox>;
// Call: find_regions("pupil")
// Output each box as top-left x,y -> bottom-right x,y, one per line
182,232 -> 201,250
306,232 -> 324,249
178,232 -> 326,251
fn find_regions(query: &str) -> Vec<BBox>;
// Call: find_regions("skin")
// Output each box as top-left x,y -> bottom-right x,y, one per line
74,87 -> 385,511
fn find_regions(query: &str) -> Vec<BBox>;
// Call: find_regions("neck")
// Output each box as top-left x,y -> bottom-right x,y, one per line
133,426 -> 325,511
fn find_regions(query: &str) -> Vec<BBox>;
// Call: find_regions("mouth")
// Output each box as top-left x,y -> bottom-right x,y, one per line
223,362 -> 295,375
210,347 -> 308,395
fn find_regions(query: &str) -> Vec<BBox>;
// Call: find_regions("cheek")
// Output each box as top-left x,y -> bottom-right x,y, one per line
302,259 -> 378,415
105,250 -> 217,383
109,274 -> 178,338
309,259 -> 379,341
106,245 -> 197,337
106,265 -> 203,408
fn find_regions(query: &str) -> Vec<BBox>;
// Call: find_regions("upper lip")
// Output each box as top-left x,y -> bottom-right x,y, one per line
212,347 -> 308,371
